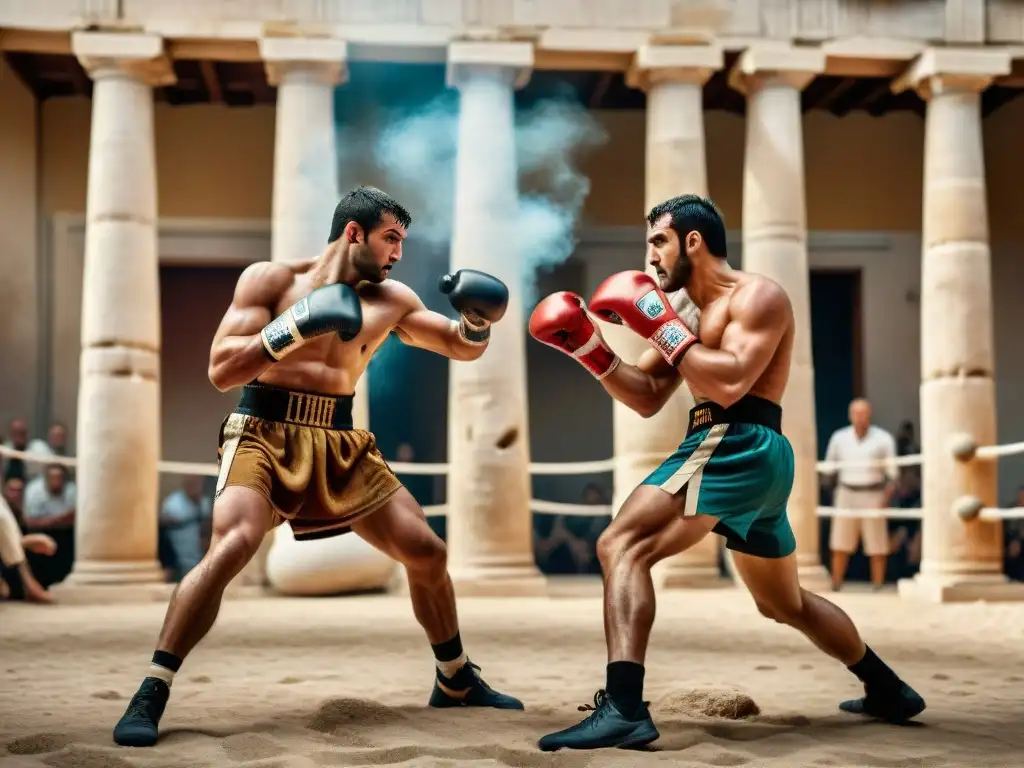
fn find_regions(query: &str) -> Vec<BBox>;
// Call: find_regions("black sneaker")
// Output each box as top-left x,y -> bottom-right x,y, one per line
428,660 -> 524,710
538,690 -> 659,752
840,681 -> 926,724
113,677 -> 170,746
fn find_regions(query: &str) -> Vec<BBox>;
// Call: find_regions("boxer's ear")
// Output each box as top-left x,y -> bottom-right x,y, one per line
344,221 -> 364,244
686,230 -> 703,253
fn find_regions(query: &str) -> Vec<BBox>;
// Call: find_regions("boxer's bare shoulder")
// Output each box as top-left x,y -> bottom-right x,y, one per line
717,272 -> 793,403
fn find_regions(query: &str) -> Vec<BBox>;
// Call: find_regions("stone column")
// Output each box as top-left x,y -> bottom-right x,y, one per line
444,42 -> 545,596
728,46 -> 829,588
614,44 -> 730,589
60,32 -> 175,598
258,38 -> 392,595
260,39 -> 371,434
892,49 -> 1023,602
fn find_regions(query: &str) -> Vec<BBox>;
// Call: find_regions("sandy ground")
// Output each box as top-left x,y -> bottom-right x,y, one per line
2,586 -> 1024,768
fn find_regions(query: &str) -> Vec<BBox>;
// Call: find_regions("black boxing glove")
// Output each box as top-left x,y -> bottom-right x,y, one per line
438,269 -> 509,345
260,283 -> 363,361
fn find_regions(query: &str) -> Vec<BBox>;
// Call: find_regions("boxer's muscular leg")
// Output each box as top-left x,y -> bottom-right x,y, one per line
157,486 -> 275,659
352,488 -> 456,644
731,551 -> 865,664
114,486 -> 275,747
597,486 -> 718,664
352,487 -> 523,710
731,550 -> 925,722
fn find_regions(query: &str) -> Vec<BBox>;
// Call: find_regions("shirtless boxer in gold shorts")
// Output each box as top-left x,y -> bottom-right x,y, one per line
113,187 -> 523,747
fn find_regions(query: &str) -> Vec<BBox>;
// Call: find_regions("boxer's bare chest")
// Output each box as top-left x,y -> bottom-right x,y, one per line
683,299 -> 730,404
695,300 -> 730,351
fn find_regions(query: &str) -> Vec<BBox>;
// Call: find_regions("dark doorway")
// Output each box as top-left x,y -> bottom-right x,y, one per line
809,269 -> 863,459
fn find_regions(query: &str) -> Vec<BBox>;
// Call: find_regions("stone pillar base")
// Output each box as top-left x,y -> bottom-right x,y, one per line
50,579 -> 268,606
65,559 -> 166,586
447,564 -> 548,598
659,564 -> 733,590
898,573 -> 1024,603
450,575 -> 549,597
796,563 -> 833,593
50,581 -> 175,605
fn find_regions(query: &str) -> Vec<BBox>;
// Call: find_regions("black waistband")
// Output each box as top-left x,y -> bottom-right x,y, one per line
686,395 -> 782,437
236,383 -> 354,430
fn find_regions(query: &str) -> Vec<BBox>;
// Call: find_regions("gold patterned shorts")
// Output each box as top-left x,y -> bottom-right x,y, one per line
216,383 -> 402,540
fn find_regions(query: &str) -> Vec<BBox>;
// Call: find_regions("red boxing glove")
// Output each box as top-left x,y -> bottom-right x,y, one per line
529,291 -> 620,379
590,271 -> 699,366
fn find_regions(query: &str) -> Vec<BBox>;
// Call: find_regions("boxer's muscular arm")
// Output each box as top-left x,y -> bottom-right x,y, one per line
600,349 -> 685,418
393,286 -> 486,362
207,262 -> 294,392
674,281 -> 789,408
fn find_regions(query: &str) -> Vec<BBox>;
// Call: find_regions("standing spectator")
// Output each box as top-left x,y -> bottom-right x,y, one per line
823,398 -> 898,591
1005,486 -> 1024,582
895,420 -> 918,458
159,476 -> 212,582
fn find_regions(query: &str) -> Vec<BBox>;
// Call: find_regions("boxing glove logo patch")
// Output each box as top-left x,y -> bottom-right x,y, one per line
635,291 -> 666,320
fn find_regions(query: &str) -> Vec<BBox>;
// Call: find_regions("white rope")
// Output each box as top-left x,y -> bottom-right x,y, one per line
817,506 -> 924,520
420,502 -> 611,518
0,445 -> 222,477
1,444 -> 928,477
974,506 -> 1024,520
5,445 -> 1021,523
815,453 -> 921,473
976,441 -> 1024,460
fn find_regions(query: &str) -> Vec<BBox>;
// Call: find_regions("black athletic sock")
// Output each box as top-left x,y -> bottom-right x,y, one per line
147,650 -> 182,686
432,632 -> 468,679
848,646 -> 901,691
606,661 -> 645,720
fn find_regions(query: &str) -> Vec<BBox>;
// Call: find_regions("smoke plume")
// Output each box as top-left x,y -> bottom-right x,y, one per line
364,88 -> 607,308
336,75 -> 607,402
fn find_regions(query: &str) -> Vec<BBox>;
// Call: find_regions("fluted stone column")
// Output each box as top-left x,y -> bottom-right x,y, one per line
612,44 -> 730,589
60,32 -> 175,598
445,42 -> 545,596
729,47 -> 829,588
892,49 -> 1023,603
258,39 -> 391,595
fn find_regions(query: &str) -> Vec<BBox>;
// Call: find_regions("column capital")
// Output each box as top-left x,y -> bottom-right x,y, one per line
728,44 -> 825,95
258,37 -> 348,87
71,31 -> 175,87
446,41 -> 533,90
891,47 -> 1012,98
625,44 -> 723,91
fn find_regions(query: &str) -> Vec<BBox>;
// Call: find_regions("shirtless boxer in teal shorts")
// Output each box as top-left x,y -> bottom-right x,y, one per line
530,194 -> 925,751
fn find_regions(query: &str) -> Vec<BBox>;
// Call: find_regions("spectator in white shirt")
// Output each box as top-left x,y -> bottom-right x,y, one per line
23,464 -> 76,531
160,476 -> 212,581
823,398 -> 897,592
2,418 -> 55,481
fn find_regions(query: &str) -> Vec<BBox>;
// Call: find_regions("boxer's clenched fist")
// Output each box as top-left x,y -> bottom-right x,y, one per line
260,283 -> 363,361
529,292 -> 620,379
590,270 -> 698,367
439,269 -> 509,344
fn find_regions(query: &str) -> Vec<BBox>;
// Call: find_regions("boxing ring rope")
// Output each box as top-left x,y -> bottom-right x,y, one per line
3,435 -> 1024,522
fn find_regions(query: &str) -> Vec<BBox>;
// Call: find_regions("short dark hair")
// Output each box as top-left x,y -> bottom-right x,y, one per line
328,186 -> 412,244
646,194 -> 727,259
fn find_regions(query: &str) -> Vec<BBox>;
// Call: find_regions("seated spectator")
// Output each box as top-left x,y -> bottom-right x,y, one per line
0,492 -> 55,603
22,464 -> 76,585
3,418 -> 53,481
23,464 -> 75,531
